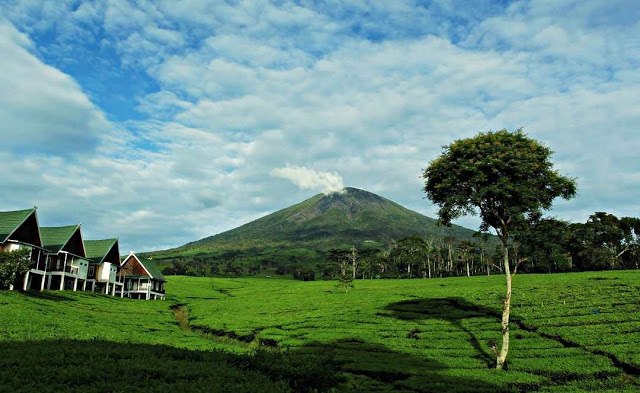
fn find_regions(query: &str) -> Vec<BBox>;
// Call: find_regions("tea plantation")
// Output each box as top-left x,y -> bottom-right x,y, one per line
1,271 -> 639,392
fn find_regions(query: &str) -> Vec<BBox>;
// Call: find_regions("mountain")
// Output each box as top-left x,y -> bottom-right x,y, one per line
161,187 -> 479,257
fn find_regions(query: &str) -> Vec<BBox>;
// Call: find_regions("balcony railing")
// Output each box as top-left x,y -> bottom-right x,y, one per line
130,283 -> 151,291
30,260 -> 47,271
127,283 -> 165,294
47,264 -> 79,275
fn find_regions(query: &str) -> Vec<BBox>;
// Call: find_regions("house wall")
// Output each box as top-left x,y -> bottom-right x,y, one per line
87,264 -> 97,279
70,258 -> 89,279
121,257 -> 149,277
4,243 -> 27,252
97,262 -> 112,282
109,265 -> 117,283
96,262 -> 118,283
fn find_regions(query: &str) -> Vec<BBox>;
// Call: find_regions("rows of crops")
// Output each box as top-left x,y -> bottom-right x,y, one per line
172,271 -> 640,392
1,271 -> 638,392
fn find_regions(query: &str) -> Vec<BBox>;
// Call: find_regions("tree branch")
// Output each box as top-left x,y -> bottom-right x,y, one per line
616,247 -> 629,259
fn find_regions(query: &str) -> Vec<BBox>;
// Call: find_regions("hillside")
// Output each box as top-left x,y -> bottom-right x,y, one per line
167,187 -> 479,254
146,187 -> 490,275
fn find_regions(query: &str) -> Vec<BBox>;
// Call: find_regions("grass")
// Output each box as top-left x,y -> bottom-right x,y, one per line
1,270 -> 639,392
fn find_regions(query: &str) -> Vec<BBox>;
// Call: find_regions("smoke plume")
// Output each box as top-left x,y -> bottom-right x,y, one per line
271,165 -> 345,194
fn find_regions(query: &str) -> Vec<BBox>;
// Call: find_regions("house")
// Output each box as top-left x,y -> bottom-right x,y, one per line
1,208 -> 168,299
0,208 -> 48,290
40,225 -> 90,292
120,252 -> 166,300
84,238 -> 124,296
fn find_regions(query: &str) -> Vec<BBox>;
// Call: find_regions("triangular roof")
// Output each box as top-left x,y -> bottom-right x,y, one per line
84,238 -> 120,265
121,252 -> 166,282
41,225 -> 86,256
0,208 -> 42,247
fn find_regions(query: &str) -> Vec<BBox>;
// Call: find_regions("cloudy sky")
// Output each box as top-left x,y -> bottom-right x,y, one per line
1,0 -> 638,251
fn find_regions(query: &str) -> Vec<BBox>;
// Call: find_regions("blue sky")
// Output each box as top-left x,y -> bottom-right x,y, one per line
1,0 -> 639,251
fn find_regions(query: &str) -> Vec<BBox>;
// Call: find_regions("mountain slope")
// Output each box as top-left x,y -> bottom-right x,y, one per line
177,187 -> 478,253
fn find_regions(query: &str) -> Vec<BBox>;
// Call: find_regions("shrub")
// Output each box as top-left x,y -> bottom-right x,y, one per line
0,249 -> 31,289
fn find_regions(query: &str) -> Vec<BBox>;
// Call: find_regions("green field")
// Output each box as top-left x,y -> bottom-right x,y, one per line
1,271 -> 639,392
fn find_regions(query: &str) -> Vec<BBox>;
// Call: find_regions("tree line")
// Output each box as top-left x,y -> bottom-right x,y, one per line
320,211 -> 639,282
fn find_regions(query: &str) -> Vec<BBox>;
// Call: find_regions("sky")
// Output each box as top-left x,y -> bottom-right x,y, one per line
1,0 -> 638,252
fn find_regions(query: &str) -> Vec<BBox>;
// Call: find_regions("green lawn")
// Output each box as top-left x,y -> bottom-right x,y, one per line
1,271 -> 639,392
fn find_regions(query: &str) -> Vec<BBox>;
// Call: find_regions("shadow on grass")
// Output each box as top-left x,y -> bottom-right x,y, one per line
0,339 -> 337,393
21,290 -> 77,302
303,338 -> 503,392
383,298 -> 501,368
0,338 -> 504,393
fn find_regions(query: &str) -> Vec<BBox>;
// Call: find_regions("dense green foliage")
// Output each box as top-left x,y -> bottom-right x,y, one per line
146,187 -> 482,277
1,271 -> 639,392
422,129 -> 576,243
569,213 -> 640,270
514,212 -> 640,273
0,248 -> 31,289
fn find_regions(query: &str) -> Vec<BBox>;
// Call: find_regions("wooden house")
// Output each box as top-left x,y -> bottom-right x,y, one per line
84,238 -> 123,296
120,252 -> 166,300
40,225 -> 90,292
0,208 -> 48,290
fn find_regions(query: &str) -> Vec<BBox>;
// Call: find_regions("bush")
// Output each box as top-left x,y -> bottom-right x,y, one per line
0,249 -> 31,289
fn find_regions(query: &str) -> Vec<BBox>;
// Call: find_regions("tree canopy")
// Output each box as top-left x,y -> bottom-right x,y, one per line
423,129 -> 577,244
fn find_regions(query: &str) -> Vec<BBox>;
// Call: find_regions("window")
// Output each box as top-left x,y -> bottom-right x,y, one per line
88,266 -> 95,277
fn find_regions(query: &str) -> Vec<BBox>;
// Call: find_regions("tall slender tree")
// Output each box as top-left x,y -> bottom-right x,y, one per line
422,129 -> 576,369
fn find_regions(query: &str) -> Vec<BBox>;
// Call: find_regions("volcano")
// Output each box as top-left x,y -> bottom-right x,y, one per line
175,187 -> 479,253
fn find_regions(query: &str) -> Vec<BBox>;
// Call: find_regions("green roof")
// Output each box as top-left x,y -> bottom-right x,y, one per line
0,208 -> 41,246
139,258 -> 166,282
84,238 -> 119,264
41,225 -> 81,254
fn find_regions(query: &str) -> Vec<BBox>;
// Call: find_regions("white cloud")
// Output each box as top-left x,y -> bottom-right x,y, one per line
0,20 -> 109,154
0,1 -> 639,251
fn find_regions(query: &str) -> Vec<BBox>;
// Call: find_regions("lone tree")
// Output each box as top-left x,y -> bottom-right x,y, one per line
422,129 -> 576,369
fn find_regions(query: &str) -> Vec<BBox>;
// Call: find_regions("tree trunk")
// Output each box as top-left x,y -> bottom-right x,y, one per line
496,244 -> 511,370
349,247 -> 358,279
